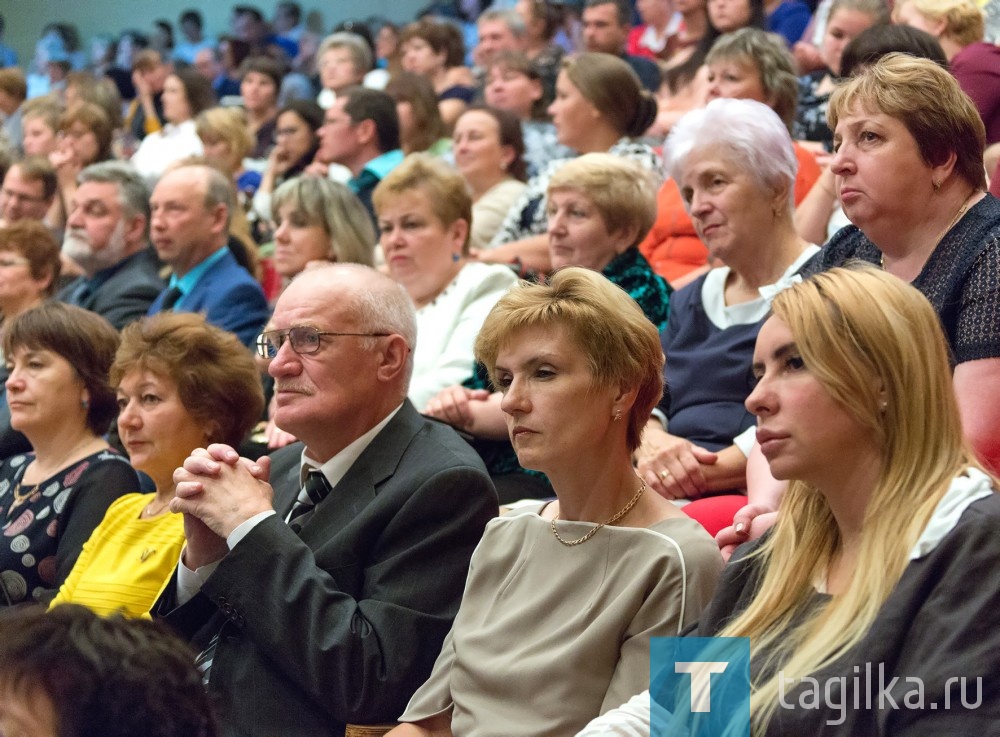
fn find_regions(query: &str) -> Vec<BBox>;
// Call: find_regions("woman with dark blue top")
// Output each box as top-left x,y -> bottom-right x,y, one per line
635,98 -> 817,501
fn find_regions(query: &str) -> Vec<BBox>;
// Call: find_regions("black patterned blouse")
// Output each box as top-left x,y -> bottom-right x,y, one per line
0,449 -> 138,606
792,70 -> 834,152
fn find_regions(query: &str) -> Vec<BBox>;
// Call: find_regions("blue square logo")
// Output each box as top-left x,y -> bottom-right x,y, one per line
650,637 -> 750,737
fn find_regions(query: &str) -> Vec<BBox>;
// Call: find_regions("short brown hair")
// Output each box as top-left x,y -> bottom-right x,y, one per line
111,312 -> 264,446
2,303 -> 120,435
0,68 -> 27,103
0,220 -> 61,296
0,605 -> 218,737
9,156 -> 58,201
475,267 -> 663,453
372,153 -> 472,253
400,19 -> 465,68
828,52 -> 987,190
60,102 -> 114,162
238,55 -> 284,91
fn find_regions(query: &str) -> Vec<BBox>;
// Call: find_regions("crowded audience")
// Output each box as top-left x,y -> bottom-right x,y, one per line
0,3 -> 999,735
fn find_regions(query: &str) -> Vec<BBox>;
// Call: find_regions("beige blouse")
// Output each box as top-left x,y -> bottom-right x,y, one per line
399,506 -> 723,735
470,179 -> 528,252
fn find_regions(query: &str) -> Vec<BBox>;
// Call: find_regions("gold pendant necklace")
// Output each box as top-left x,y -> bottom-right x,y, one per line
550,478 -> 647,546
7,481 -> 41,516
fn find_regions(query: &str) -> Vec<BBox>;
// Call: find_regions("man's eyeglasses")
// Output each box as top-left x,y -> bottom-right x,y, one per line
255,326 -> 391,359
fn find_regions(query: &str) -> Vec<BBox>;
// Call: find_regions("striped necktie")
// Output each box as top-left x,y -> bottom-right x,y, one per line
287,470 -> 333,533
195,470 -> 333,682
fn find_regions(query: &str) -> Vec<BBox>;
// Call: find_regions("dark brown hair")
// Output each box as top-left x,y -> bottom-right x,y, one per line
2,302 -> 120,435
0,604 -> 218,737
0,220 -> 61,296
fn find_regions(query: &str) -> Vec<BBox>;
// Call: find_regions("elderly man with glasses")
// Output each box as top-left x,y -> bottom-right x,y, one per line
155,262 -> 498,737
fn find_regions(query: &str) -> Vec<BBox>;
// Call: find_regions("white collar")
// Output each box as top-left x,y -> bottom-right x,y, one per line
298,403 -> 403,489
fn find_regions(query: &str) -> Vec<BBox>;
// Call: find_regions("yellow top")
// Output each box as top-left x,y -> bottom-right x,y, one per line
50,493 -> 185,618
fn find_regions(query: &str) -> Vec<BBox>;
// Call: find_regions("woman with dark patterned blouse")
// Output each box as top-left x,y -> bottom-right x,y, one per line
0,303 -> 138,607
792,0 -> 888,151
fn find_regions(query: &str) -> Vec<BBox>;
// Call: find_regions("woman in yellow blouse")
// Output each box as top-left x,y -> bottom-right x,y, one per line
50,312 -> 263,617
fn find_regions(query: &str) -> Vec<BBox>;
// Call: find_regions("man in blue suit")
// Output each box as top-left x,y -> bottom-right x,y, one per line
146,163 -> 268,346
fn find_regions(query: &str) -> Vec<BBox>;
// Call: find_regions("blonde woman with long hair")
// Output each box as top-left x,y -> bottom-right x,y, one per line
577,265 -> 1000,736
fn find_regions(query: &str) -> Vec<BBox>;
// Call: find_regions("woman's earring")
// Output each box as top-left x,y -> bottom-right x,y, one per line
452,252 -> 461,262
613,409 -> 622,421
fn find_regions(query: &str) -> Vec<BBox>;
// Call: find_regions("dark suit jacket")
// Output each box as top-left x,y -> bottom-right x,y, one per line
57,248 -> 165,331
157,402 -> 498,737
147,249 -> 269,347
622,52 -> 662,92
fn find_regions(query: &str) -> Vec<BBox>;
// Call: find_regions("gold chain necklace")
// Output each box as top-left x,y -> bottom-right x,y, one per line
7,481 -> 42,516
880,192 -> 976,270
6,439 -> 100,517
550,478 -> 647,546
141,498 -> 171,518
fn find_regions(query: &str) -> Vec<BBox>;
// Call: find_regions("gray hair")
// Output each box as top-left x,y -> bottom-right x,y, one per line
272,177 -> 376,267
197,164 -> 235,228
664,97 -> 799,209
317,32 -> 373,75
479,7 -> 527,38
294,263 -> 417,386
77,160 -> 151,223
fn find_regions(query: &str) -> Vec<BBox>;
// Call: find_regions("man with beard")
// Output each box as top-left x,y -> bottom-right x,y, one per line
57,161 -> 164,330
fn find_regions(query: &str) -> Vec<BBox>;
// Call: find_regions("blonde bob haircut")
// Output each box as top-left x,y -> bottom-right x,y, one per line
718,264 -> 982,734
271,176 -> 375,267
372,153 -> 472,254
828,53 -> 987,190
475,267 -> 664,453
892,0 -> 984,46
195,107 -> 255,164
547,153 -> 657,248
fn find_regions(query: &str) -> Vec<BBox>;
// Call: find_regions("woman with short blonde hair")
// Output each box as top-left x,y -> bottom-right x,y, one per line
893,0 -> 999,144
391,268 -> 721,737
373,153 -> 517,409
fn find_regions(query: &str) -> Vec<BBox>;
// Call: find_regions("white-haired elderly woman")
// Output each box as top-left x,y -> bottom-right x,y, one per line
634,98 -> 819,511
